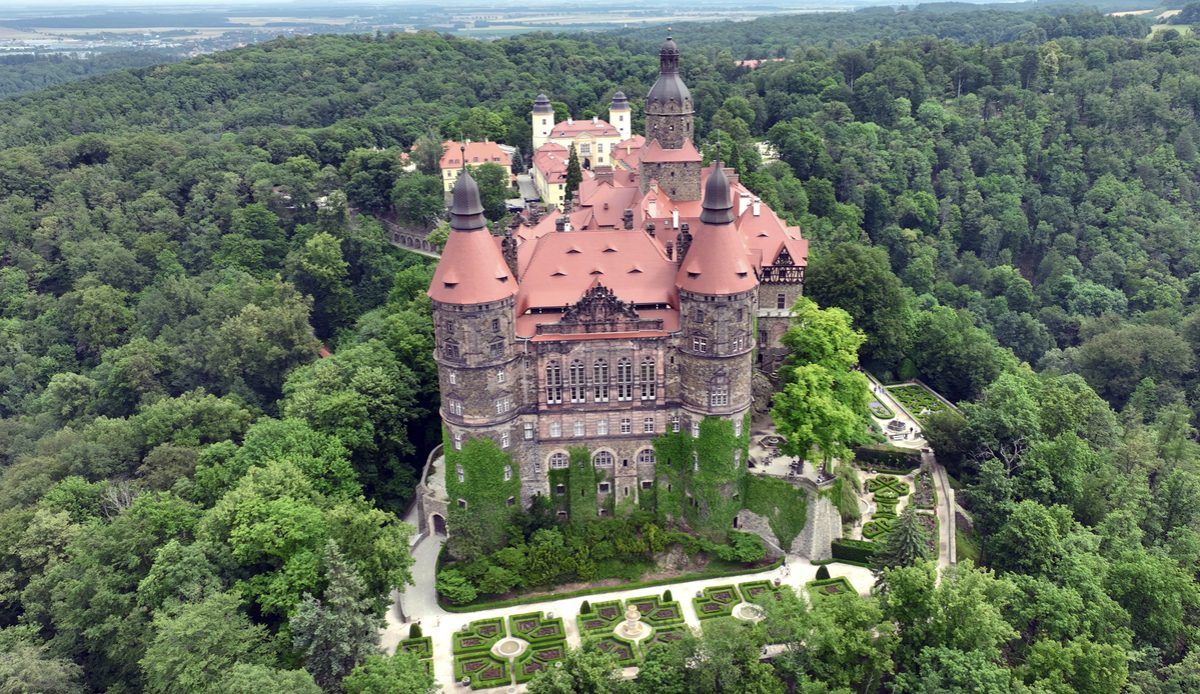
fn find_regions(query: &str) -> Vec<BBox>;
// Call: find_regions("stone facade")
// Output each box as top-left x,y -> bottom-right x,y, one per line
639,160 -> 701,201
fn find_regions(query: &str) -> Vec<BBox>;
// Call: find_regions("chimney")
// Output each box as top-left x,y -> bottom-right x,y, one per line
727,173 -> 739,187
671,209 -> 680,229
647,221 -> 656,237
752,198 -> 761,216
665,240 -> 674,260
567,117 -> 574,125
501,229 -> 519,278
739,192 -> 751,217
555,215 -> 567,232
592,116 -> 598,125
623,209 -> 634,230
595,166 -> 614,184
676,223 -> 692,267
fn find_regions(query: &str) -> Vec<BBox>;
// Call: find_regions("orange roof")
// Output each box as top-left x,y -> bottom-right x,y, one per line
641,138 -> 702,163
549,118 -> 620,139
613,135 -> 645,170
440,140 -> 511,171
676,166 -> 758,296
532,142 -> 570,183
429,229 -> 517,304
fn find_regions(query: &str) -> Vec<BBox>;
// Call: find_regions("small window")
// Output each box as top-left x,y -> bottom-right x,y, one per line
556,510 -> 567,520
599,482 -> 610,493
691,421 -> 700,438
574,421 -> 585,437
457,498 -> 467,509
556,484 -> 566,495
524,423 -> 534,440
736,309 -> 744,322
693,452 -> 700,473
503,464 -> 513,481
448,400 -> 463,416
492,318 -> 500,332
621,417 -> 632,434
550,422 -> 562,438
534,461 -> 542,474
692,336 -> 707,353
454,432 -> 463,451
456,464 -> 465,483
495,397 -> 512,414
448,371 -> 457,385
507,496 -> 516,507
710,386 -> 729,407
696,309 -> 704,323
642,480 -> 653,490
490,340 -> 504,358
735,419 -> 743,437
671,414 -> 680,433
777,294 -> 786,309
643,417 -> 655,433
597,420 -> 608,436
734,450 -> 741,470
497,368 -> 505,384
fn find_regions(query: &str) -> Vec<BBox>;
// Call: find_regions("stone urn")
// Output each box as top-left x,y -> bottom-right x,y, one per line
615,603 -> 647,640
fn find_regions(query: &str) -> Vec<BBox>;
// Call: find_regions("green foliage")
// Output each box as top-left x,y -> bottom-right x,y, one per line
451,618 -> 504,655
832,538 -> 879,564
443,434 -> 521,554
508,612 -> 566,644
577,600 -> 624,636
653,414 -> 750,536
741,475 -> 809,548
807,576 -> 856,600
565,145 -> 582,204
514,640 -> 569,684
815,565 -> 830,580
693,585 -> 742,620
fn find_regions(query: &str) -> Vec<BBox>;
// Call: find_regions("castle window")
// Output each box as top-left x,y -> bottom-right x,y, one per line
691,421 -> 700,437
621,417 -> 632,434
710,386 -> 730,407
671,414 -> 681,432
448,371 -> 457,385
448,399 -> 463,416
777,294 -> 786,309
501,431 -> 510,449
737,309 -> 744,322
458,498 -> 467,509
640,357 -> 656,400
546,361 -> 563,404
593,359 -> 609,402
454,432 -> 463,451
597,420 -> 608,436
617,358 -> 633,401
456,464 -> 464,483
599,482 -> 610,493
556,484 -> 566,496
550,452 -> 569,469
495,396 -> 512,414
569,360 -> 586,403
593,451 -> 614,468
734,450 -> 741,470
503,464 -> 513,481
549,422 -> 561,438
696,309 -> 704,322
496,368 -> 505,384
642,480 -> 653,490
444,339 -> 460,361
574,421 -> 585,437
535,461 -> 542,474
524,422 -> 534,440
692,335 -> 707,353
693,452 -> 699,473
624,487 -> 630,497
637,449 -> 656,465
643,417 -> 655,433
492,318 -> 500,332
735,419 -> 743,437
490,339 -> 504,358
732,335 -> 744,352
507,496 -> 516,507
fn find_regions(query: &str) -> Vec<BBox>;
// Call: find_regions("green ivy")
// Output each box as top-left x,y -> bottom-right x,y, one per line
742,475 -> 809,547
443,431 -> 521,549
568,446 -> 600,519
653,413 -> 752,538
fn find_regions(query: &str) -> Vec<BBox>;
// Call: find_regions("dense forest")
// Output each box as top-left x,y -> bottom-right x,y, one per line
4,4 -> 1200,691
0,52 -> 180,100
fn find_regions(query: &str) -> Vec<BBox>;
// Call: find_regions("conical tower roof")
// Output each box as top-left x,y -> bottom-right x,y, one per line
429,170 -> 517,304
676,162 -> 756,295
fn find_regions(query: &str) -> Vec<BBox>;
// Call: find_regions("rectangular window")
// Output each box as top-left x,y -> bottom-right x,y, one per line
556,484 -> 566,495
732,336 -> 744,352
456,464 -> 464,483
642,480 -> 653,490
620,418 -> 632,434
573,421 -> 585,437
448,371 -> 457,385
734,450 -> 741,469
735,419 -> 743,437
598,482 -> 610,493
597,420 -> 608,436
777,294 -> 786,309
454,433 -> 463,451
495,397 -> 512,414
492,318 -> 500,332
501,431 -> 510,449
550,422 -> 561,438
458,498 -> 467,509
535,462 -> 542,474
507,496 -> 516,507
497,369 -> 505,384
581,144 -> 591,156
448,400 -> 463,416
671,415 -> 681,433
503,464 -> 512,481
692,336 -> 707,353
491,341 -> 504,358
691,421 -> 700,438
643,417 -> 655,433
711,386 -> 729,407
524,423 -> 534,440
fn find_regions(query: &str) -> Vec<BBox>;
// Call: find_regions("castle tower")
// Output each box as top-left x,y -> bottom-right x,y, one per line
532,93 -> 555,152
428,169 -> 524,530
676,160 -> 758,420
609,91 -> 631,141
640,32 -> 702,200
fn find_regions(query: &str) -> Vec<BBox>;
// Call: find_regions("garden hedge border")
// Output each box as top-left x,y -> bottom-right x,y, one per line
806,576 -> 856,600
507,612 -> 565,645
692,584 -> 742,620
513,640 -> 568,684
831,538 -> 878,563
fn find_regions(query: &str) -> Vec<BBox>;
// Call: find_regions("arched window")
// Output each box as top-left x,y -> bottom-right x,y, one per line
569,360 -> 586,403
549,452 -> 569,469
593,358 -> 609,402
616,358 -> 633,401
640,356 -> 656,400
637,449 -> 656,465
545,361 -> 562,404
593,451 -> 614,468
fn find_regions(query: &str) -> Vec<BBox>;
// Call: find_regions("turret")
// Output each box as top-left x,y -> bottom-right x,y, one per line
532,94 -> 554,152
609,91 -> 631,141
640,32 -> 702,200
676,159 -> 757,416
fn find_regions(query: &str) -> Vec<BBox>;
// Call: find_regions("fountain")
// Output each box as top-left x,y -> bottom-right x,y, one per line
732,602 -> 766,623
614,603 -> 650,642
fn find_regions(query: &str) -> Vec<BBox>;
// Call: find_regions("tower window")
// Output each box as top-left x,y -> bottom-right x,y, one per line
448,399 -> 463,416
599,482 -> 610,493
734,450 -> 741,470
692,336 -> 707,353
444,340 -> 460,360
495,396 -> 512,414
642,480 -> 653,490
637,449 -> 656,465
448,371 -> 457,385
454,432 -> 463,451
710,386 -> 729,407
458,498 -> 467,509
507,496 -> 516,507
503,464 -> 513,481
691,421 -> 700,437
640,357 -> 656,400
671,414 -> 681,432
456,464 -> 464,483
501,431 -> 510,449
496,368 -> 505,384
492,318 -> 500,332
735,419 -> 743,437
546,361 -> 563,404
490,339 -> 504,358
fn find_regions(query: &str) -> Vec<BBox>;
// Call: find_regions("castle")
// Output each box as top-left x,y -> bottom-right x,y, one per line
419,36 -> 808,540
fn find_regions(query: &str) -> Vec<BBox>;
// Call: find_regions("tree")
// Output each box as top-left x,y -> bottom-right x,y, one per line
472,161 -> 511,221
410,130 -> 443,176
873,508 -> 932,577
287,231 -> 359,339
291,541 -> 384,692
527,646 -> 622,694
391,173 -> 445,227
0,628 -> 84,694
141,592 -> 273,694
564,145 -> 582,205
216,664 -> 322,694
343,652 -> 437,694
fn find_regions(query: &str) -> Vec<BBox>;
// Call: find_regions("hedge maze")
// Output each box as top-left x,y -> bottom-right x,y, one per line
625,594 -> 685,628
577,600 -> 623,636
693,584 -> 741,619
513,640 -> 567,684
451,617 -> 504,655
453,652 -> 509,689
806,576 -> 855,600
642,624 -> 690,653
590,634 -> 640,666
739,580 -> 783,605
508,612 -> 565,643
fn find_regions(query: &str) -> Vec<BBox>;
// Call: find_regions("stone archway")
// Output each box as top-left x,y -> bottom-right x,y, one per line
431,513 -> 447,536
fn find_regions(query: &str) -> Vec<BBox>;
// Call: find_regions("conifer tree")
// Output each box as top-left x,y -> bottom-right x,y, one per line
872,508 -> 932,580
291,541 -> 384,692
565,144 -> 582,205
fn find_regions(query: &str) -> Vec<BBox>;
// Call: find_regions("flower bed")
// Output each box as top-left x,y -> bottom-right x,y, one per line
642,624 -> 690,654
590,635 -> 639,666
806,576 -> 855,600
868,400 -> 895,419
888,384 -> 950,426
625,594 -> 685,628
577,600 -> 623,636
513,640 -> 567,684
863,517 -> 894,540
692,585 -> 741,620
873,498 -> 898,520
913,469 -> 937,510
918,512 -> 939,555
398,636 -> 432,659
453,652 -> 510,689
508,612 -> 565,644
738,580 -> 783,606
452,617 -> 505,654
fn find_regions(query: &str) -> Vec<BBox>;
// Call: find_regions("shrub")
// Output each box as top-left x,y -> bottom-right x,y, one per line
693,585 -> 741,620
832,538 -> 878,563
662,590 -> 672,602
806,576 -> 855,600
508,612 -> 565,644
580,599 -> 591,615
409,623 -> 422,639
815,565 -> 830,580
738,580 -> 783,605
855,444 -> 921,470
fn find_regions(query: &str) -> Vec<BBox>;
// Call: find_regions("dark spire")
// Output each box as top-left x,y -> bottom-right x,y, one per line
700,152 -> 733,225
532,93 -> 553,113
659,28 -> 679,74
647,30 -> 690,107
449,169 -> 487,231
609,91 -> 629,110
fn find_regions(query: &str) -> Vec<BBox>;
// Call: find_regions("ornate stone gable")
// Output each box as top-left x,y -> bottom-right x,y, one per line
536,283 -> 665,335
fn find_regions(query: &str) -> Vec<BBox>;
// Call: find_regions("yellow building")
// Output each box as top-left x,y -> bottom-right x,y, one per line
530,92 -> 631,169
439,140 -> 513,193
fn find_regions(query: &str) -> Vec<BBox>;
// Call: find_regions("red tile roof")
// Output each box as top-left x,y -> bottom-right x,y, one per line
613,135 -> 645,170
439,140 -> 511,171
641,138 -> 702,163
532,142 -> 570,183
428,228 -> 516,304
549,118 -> 620,139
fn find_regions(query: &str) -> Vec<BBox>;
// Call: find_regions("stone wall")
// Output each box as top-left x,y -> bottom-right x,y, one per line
734,509 -> 784,559
792,496 -> 843,560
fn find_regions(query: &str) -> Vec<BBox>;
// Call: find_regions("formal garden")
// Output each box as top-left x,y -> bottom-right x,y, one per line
806,576 -> 856,600
862,475 -> 910,541
692,584 -> 742,620
886,382 -> 952,425
451,614 -> 569,689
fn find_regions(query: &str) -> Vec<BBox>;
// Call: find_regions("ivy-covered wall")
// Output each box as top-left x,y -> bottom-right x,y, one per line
443,431 -> 522,549
568,446 -> 600,519
653,413 -> 752,539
